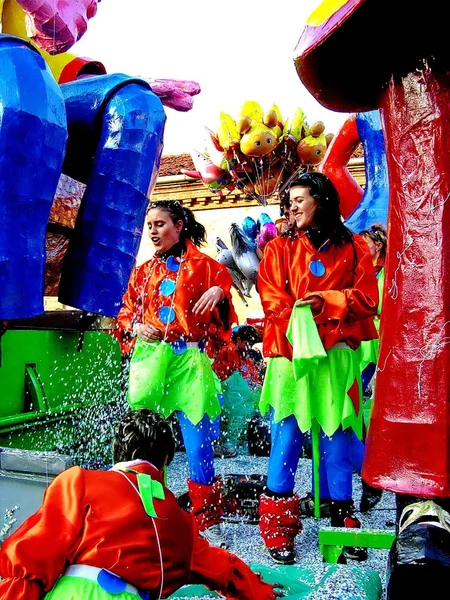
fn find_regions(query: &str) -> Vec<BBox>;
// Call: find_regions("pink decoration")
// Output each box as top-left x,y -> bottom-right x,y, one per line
16,0 -> 100,55
257,222 -> 277,251
145,79 -> 201,112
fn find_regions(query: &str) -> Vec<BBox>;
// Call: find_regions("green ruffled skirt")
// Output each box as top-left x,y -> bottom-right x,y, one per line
45,576 -> 139,600
259,345 -> 363,439
128,339 -> 220,425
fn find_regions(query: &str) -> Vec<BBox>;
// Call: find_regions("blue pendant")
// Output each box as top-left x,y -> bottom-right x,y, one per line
97,569 -> 127,594
158,306 -> 176,324
159,279 -> 176,296
171,338 -> 187,355
309,260 -> 326,277
166,256 -> 181,272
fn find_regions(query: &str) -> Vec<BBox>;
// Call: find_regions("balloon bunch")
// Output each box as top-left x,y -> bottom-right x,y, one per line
182,100 -> 334,206
215,213 -> 277,305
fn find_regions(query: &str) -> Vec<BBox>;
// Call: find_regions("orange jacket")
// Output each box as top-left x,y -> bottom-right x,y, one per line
0,461 -> 274,600
117,240 -> 237,355
258,232 -> 378,361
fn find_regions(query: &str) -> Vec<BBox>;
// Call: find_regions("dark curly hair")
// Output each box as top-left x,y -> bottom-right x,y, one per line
232,325 -> 260,345
112,409 -> 175,470
147,200 -> 207,247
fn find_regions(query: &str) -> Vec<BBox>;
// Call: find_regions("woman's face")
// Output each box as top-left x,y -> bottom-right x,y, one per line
289,186 -> 318,229
147,208 -> 183,253
362,235 -> 382,262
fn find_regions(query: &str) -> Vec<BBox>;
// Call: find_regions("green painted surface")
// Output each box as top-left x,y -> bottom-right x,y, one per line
319,527 -> 396,563
0,330 -> 122,451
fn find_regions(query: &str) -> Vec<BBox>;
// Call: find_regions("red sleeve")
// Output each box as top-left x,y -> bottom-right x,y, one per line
304,237 -> 378,325
189,530 -> 274,600
212,344 -> 240,381
0,467 -> 86,600
117,266 -> 143,333
257,239 -> 294,336
208,261 -> 238,351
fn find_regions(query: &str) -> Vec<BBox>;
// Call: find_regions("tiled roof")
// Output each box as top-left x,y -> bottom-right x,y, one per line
159,154 -> 194,176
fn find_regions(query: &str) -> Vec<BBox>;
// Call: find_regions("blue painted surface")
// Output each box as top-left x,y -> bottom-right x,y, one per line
0,35 -> 67,319
344,110 -> 389,233
58,75 -> 166,316
242,216 -> 257,248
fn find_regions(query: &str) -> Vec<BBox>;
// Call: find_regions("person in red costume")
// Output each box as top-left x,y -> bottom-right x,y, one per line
117,201 -> 238,550
212,325 -> 264,455
0,409 -> 280,600
257,172 -> 379,564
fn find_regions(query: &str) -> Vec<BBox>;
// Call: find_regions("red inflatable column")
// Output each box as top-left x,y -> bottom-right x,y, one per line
363,65 -> 450,497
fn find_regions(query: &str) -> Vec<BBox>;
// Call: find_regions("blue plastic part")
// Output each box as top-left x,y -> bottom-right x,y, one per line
309,260 -> 326,277
0,35 -> 67,319
159,279 -> 176,296
257,212 -> 273,229
97,569 -> 127,594
171,338 -> 187,354
166,256 -> 181,272
242,216 -> 257,247
345,110 -> 389,232
58,75 -> 166,316
158,306 -> 176,324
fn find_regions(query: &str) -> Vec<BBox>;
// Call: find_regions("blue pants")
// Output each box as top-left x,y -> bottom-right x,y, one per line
209,394 -> 224,442
177,411 -> 215,486
267,413 -> 353,500
361,362 -> 376,393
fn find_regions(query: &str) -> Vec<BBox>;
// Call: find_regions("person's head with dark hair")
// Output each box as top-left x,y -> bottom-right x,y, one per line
287,172 -> 353,247
232,325 -> 260,354
112,409 -> 175,470
146,200 -> 207,252
359,223 -> 387,264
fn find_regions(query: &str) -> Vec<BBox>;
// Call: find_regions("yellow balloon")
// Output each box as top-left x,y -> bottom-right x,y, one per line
266,103 -> 283,139
239,100 -> 264,122
283,107 -> 309,143
240,120 -> 278,157
216,112 -> 240,151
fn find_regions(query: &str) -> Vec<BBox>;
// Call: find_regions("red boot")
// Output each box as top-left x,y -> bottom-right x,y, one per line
259,494 -> 302,564
187,478 -> 227,549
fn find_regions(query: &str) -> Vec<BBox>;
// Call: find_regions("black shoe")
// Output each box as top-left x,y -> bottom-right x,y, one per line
342,546 -> 368,562
299,492 -> 331,518
268,547 -> 296,565
330,499 -> 361,528
360,481 -> 383,512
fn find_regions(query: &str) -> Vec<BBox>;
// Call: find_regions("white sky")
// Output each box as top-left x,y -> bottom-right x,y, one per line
73,0 -> 349,156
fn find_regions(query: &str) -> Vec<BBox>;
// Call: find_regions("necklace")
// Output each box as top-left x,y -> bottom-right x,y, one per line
309,237 -> 330,277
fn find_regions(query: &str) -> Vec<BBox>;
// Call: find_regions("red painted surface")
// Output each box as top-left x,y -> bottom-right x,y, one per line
363,65 -> 450,496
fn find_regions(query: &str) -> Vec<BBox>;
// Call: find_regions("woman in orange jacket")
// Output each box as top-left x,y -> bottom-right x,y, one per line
117,201 -> 238,549
257,172 -> 379,564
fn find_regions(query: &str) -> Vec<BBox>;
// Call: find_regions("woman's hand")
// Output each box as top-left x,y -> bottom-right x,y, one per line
192,286 -> 225,315
296,294 -> 324,313
134,323 -> 163,342
255,573 -> 285,598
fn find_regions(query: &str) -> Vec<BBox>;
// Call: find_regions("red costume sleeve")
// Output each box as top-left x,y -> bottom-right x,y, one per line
304,237 -> 378,327
257,238 -> 294,336
189,533 -> 275,600
0,467 -> 86,600
206,261 -> 238,352
117,265 -> 144,333
212,343 -> 240,381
